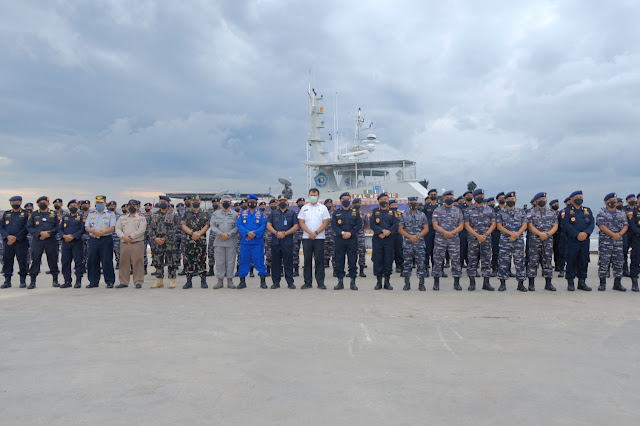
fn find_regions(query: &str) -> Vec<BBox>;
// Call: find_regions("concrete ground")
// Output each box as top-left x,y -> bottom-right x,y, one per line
1,254 -> 639,426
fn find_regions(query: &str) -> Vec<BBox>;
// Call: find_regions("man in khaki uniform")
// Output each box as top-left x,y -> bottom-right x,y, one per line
115,200 -> 147,288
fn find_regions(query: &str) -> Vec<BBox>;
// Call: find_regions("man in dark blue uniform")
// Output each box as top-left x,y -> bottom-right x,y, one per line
561,190 -> 594,291
1,196 -> 29,288
623,194 -> 636,277
59,199 -> 86,288
389,199 -> 404,274
628,201 -> 640,292
332,192 -> 362,290
370,193 -> 399,290
26,196 -> 61,289
266,196 -> 299,289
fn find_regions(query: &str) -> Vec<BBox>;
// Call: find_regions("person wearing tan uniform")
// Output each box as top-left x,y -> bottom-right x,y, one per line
115,200 -> 147,288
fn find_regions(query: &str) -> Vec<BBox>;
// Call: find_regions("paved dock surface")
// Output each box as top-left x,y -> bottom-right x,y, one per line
1,255 -> 639,425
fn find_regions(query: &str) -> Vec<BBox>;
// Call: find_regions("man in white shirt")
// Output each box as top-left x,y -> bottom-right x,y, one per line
297,188 -> 330,289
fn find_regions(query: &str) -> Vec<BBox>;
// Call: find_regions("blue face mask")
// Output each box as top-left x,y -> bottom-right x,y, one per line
95,203 -> 105,210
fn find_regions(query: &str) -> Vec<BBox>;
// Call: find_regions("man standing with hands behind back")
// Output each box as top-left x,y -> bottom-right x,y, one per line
297,188 -> 330,290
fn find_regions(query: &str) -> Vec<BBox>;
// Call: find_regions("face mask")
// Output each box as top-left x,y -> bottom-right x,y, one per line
616,205 -> 623,210
309,196 -> 318,204
429,195 -> 437,200
379,201 -> 388,208
409,203 -> 417,210
222,202 -> 230,209
551,205 -> 558,211
185,202 -> 191,208
248,202 -> 257,209
259,207 -> 266,211
81,206 -> 89,211
128,206 -> 137,213
279,202 -> 288,209
465,196 -> 473,202
212,203 -> 219,210
475,197 -> 484,204
107,207 -> 115,211
96,203 -> 107,210
144,207 -> 151,212
443,199 -> 453,206
354,205 -> 361,210
193,202 -> 201,209
241,204 -> 247,209
69,206 -> 78,214
54,204 -> 61,210
38,202 -> 48,210
506,200 -> 516,207
537,200 -> 546,207
629,201 -> 636,207
11,203 -> 21,210
607,202 -> 617,208
297,203 -> 304,209
234,207 -> 240,212
498,199 -> 505,205
341,200 -> 351,208
573,198 -> 583,206
158,203 -> 168,210
326,205 -> 333,210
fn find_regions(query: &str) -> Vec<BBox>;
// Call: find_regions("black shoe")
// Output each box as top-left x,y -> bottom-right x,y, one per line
375,276 -> 382,290
350,277 -> 358,291
567,279 -> 575,291
301,283 -> 312,289
482,277 -> 495,291
403,276 -> 410,291
293,268 -> 299,277
260,276 -> 267,289
498,280 -> 506,291
418,278 -> 426,291
135,284 -> 142,289
59,282 -> 71,288
384,276 -> 393,290
19,278 -> 27,288
200,276 -> 208,289
207,266 -> 215,276
441,271 -> 448,278
144,266 -> 148,276
74,276 -> 82,288
52,275 -> 60,287
433,277 -> 440,291
468,277 -> 476,291
1,277 -> 10,289
359,267 -> 367,278
528,278 -> 535,292
598,278 -> 606,291
318,284 -> 327,290
27,277 -> 36,290
116,284 -> 128,288
334,278 -> 344,290
517,281 -> 528,292
271,283 -> 281,289
612,278 -> 627,292
632,279 -> 639,292
577,279 -> 592,291
106,283 -> 114,288
288,283 -> 296,289
237,277 -> 247,289
453,278 -> 461,291
544,277 -> 556,291
183,275 -> 193,289
558,270 -> 565,278
178,269 -> 186,276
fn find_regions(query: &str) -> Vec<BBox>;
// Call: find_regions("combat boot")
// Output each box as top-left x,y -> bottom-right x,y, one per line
260,276 -> 267,289
214,279 -> 224,289
374,276 -> 382,290
425,266 -> 430,278
237,277 -> 246,289
613,277 -> 627,292
453,277 -> 462,291
384,275 -> 393,290
227,278 -> 236,289
151,278 -> 164,289
74,275 -> 82,289
60,281 -> 71,288
266,266 -> 271,277
558,269 -> 565,278
528,277 -> 535,292
334,277 -> 344,290
293,267 -> 299,277
250,266 -> 255,278
498,279 -> 506,292
19,276 -> 27,288
52,274 -> 60,288
1,276 -> 10,289
403,276 -> 410,291
623,265 -> 630,277
482,277 -> 494,291
271,282 -> 280,289
490,266 -> 497,277
567,279 -> 575,291
183,275 -> 193,289
517,280 -> 527,292
359,266 -> 367,277
433,277 -> 440,291
598,277 -> 607,291
544,277 -> 556,291
200,275 -> 208,288
632,278 -> 639,292
577,279 -> 592,291
468,276 -> 476,291
168,279 -> 176,289
350,277 -> 358,291
27,276 -> 36,290
418,278 -> 426,291
207,266 -> 215,276
178,268 -> 186,276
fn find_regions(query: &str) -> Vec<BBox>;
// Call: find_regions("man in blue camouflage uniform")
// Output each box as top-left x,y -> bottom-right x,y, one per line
464,189 -> 496,291
623,194 -> 636,277
561,190 -> 594,291
293,198 -> 305,277
282,183 -> 293,200
370,193 -> 399,290
596,193 -> 628,291
352,198 -> 368,277
526,192 -> 558,291
398,196 -> 429,291
628,198 -> 640,292
142,202 -> 153,275
207,196 -> 221,277
496,191 -> 528,292
423,189 -> 440,277
106,201 -> 121,270
491,192 -> 506,277
431,190 -> 464,291
323,199 -> 336,275
1,196 -> 29,288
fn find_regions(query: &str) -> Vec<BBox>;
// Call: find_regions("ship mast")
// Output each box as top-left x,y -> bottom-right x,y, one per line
307,85 -> 327,192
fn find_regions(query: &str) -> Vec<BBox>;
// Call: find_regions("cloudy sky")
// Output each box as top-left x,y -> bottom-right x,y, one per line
1,0 -> 639,209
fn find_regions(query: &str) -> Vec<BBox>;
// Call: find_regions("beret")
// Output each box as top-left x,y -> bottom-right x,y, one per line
442,190 -> 454,197
259,201 -> 266,205
120,204 -> 127,208
53,198 -> 63,204
569,190 -> 583,198
473,189 -> 484,197
339,192 -> 350,199
95,195 -> 106,203
159,195 -> 170,202
129,199 -> 140,205
9,196 -> 22,202
617,198 -> 622,202
463,190 -> 472,196
324,198 -> 333,204
485,197 -> 494,203
247,194 -> 258,201
389,199 -> 397,204
144,202 -> 152,207
353,198 -> 362,203
296,197 -> 305,203
176,202 -> 185,207
184,195 -> 192,201
269,199 -> 276,204
505,191 -> 516,198
408,196 -> 418,202
192,194 -> 201,201
530,192 -> 546,204
234,202 -> 241,206
107,200 -> 117,206
67,199 -> 78,207
563,197 -> 571,203
604,193 -> 617,202
25,202 -> 33,207
37,196 -> 49,203
211,197 -> 221,202
626,194 -> 636,201
376,193 -> 388,200
496,192 -> 505,198
428,189 -> 437,195
549,199 -> 558,205
456,196 -> 463,202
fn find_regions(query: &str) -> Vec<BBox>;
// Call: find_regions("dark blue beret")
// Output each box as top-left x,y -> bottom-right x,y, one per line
486,197 -> 495,202
9,196 -> 22,202
259,201 -> 266,205
549,199 -> 558,205
473,189 -> 484,197
37,196 -> 49,203
324,198 -> 333,204
339,192 -> 351,199
496,192 -> 505,198
563,197 -> 571,203
604,193 -> 617,202
617,198 -> 622,202
505,191 -> 516,198
626,194 -> 636,201
442,190 -> 454,197
408,196 -> 418,202
67,199 -> 78,207
570,190 -> 583,198
176,203 -> 184,207
530,192 -> 546,204
53,198 -> 63,204
269,199 -> 276,204
211,197 -> 221,202
296,197 -> 305,203
427,189 -> 437,195
463,190 -> 472,196
25,202 -> 33,207
389,199 -> 397,204
353,198 -> 362,203
376,193 -> 388,200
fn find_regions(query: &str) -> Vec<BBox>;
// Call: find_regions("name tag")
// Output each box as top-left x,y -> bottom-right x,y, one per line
42,218 -> 47,222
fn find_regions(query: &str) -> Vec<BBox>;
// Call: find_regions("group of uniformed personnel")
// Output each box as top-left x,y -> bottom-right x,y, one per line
2,188 -> 639,293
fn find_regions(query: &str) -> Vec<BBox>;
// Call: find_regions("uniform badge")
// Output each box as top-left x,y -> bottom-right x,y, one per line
561,211 -> 565,219
256,220 -> 260,224
35,221 -> 40,225
376,218 -> 380,223
4,220 -> 8,225
64,224 -> 67,228
338,219 -> 342,224
243,220 -> 246,224
584,209 -> 589,215
571,217 -> 576,222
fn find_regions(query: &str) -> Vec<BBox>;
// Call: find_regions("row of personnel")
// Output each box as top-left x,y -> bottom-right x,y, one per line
1,188 -> 639,292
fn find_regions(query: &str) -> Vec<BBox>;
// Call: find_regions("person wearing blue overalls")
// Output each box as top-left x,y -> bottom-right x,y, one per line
236,194 -> 267,289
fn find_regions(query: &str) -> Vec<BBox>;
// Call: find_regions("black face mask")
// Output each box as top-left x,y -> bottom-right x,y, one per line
379,201 -> 388,208
259,207 -> 266,211
506,200 -> 516,207
550,205 -> 559,211
537,200 -> 546,207
222,202 -> 230,209
107,207 -> 116,211
158,203 -> 168,210
185,202 -> 191,208
475,197 -> 484,204
573,198 -> 583,206
444,199 -> 454,206
498,199 -> 505,205
341,200 -> 351,208
212,203 -> 220,210
616,205 -> 623,210
628,201 -> 636,207
192,202 -> 201,209
69,206 -> 78,214
248,202 -> 257,209
128,206 -> 137,213
81,206 -> 89,211
38,202 -> 48,210
465,196 -> 473,202
279,202 -> 288,209
234,207 -> 240,212
11,203 -> 21,210
241,205 -> 247,210
297,204 -> 304,209
409,203 -> 417,210
54,204 -> 61,210
144,207 -> 151,212
121,209 -> 127,213
429,195 -> 437,200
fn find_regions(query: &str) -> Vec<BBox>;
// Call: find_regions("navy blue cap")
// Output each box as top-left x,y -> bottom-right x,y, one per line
549,199 -> 558,205
296,197 -> 305,203
159,195 -> 170,202
144,202 -> 152,207
339,192 -> 350,199
25,202 -> 33,207
67,199 -> 78,207
353,198 -> 362,203
259,201 -> 266,205
107,200 -> 117,206
427,189 -> 437,195
604,193 -> 617,202
377,193 -> 388,200
176,203 -> 184,207
617,198 -> 623,202
442,190 -> 454,197
463,190 -> 472,196
37,196 -> 49,203
530,192 -> 546,204
211,196 -> 221,202
505,191 -> 516,198
456,196 -> 463,202
247,194 -> 258,201
324,198 -> 333,204
53,198 -> 63,204
626,194 -> 636,201
570,190 -> 583,198
408,196 -> 418,202
473,189 -> 484,197
269,199 -> 276,204
9,196 -> 22,202
563,197 -> 571,203
496,192 -> 505,198
184,195 -> 192,201
485,197 -> 494,203
389,199 -> 397,204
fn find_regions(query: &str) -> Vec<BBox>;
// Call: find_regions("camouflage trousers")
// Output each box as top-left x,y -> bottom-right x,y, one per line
324,236 -> 335,268
498,236 -> 526,281
82,237 -> 89,271
293,235 -> 302,267
174,235 -> 183,268
184,238 -> 207,276
467,234 -> 492,278
527,235 -> 554,278
207,233 -> 216,269
432,234 -> 462,278
264,232 -> 272,268
402,240 -> 426,278
152,242 -> 179,279
113,237 -> 120,267
357,230 -> 366,268
143,232 -> 149,267
598,236 -> 624,279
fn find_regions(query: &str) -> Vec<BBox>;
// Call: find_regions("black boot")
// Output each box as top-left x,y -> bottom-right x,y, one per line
237,277 -> 247,289
52,274 -> 60,288
384,275 -> 393,290
200,275 -> 208,289
544,277 -> 556,291
350,277 -> 358,291
567,279 -> 575,291
334,277 -> 344,290
293,267 -> 299,277
425,266 -> 430,278
260,276 -> 267,289
623,265 -> 630,277
183,274 -> 193,289
73,276 -> 82,288
144,265 -> 148,275
577,279 -> 592,291
250,266 -> 255,278
632,278 -> 639,292
27,276 -> 36,290
359,266 -> 367,277
482,277 -> 495,291
498,279 -> 506,291
1,276 -> 10,289
433,277 -> 440,291
453,277 -> 462,291
598,277 -> 606,291
178,268 -> 186,276
271,281 -> 280,289
517,280 -> 527,292
558,270 -> 565,278
403,276 -> 410,291
508,267 -> 515,277
490,266 -> 497,277
468,277 -> 476,291
418,278 -> 426,291
528,277 -> 535,292
375,276 -> 382,290
207,266 -> 215,276
19,276 -> 27,288
613,277 -> 626,292
266,266 -> 271,277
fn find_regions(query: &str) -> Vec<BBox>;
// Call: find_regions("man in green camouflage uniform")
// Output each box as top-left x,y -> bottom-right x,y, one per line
149,195 -> 181,289
181,195 -> 210,289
